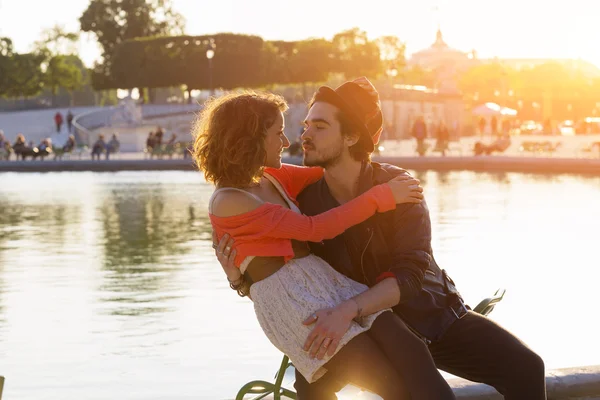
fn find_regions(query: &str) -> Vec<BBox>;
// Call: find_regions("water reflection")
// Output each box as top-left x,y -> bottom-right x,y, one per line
97,183 -> 213,316
0,201 -> 82,325
0,203 -> 79,247
1,170 -> 600,400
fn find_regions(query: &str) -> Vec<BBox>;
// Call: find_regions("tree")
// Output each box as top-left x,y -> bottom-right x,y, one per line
458,62 -> 516,104
80,0 -> 185,89
109,34 -> 266,94
32,26 -> 84,106
375,35 -> 406,71
33,25 -> 80,56
3,52 -> 45,99
517,62 -> 599,120
265,39 -> 335,85
331,28 -> 381,79
0,38 -> 14,96
45,55 -> 84,106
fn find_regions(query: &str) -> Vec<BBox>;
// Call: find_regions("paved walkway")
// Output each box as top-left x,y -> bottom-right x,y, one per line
0,106 -> 100,143
378,134 -> 600,159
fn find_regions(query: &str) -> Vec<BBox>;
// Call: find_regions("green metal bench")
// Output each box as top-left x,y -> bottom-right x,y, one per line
472,288 -> 506,316
235,289 -> 507,400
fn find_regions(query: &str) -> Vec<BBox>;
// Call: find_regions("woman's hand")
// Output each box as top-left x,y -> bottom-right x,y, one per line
387,175 -> 423,204
212,231 -> 239,282
302,300 -> 358,360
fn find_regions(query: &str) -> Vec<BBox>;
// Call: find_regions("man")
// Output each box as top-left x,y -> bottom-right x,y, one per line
411,115 -> 427,156
66,110 -> 74,133
293,77 -> 546,399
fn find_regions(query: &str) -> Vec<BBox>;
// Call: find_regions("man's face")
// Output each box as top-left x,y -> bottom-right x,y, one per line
301,102 -> 354,168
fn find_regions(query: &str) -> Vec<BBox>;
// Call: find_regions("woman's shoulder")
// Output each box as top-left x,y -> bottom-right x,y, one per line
211,188 -> 264,218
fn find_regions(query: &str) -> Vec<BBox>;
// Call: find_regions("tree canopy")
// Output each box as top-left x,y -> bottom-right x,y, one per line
80,0 -> 184,89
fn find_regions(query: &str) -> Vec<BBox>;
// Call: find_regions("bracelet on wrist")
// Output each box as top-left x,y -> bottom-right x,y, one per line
229,275 -> 245,291
227,275 -> 243,285
350,298 -> 362,319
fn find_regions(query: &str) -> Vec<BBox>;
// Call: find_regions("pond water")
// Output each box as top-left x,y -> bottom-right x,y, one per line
0,170 -> 599,400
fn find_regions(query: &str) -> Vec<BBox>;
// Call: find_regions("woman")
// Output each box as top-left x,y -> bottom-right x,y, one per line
63,135 -> 76,153
193,92 -> 448,399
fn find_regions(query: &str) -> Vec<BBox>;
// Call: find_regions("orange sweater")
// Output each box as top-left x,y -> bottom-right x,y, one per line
209,164 -> 396,268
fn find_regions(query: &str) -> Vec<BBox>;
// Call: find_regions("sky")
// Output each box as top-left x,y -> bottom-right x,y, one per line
1,0 -> 599,68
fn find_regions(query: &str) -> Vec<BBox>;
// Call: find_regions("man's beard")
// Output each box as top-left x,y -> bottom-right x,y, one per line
302,143 -> 344,169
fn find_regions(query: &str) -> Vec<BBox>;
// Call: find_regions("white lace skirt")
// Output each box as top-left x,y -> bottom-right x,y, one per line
249,254 -> 388,383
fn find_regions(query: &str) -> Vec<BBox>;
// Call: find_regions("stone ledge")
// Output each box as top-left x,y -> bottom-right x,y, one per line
0,158 -> 197,172
231,365 -> 600,399
449,365 -> 600,399
4,154 -> 599,175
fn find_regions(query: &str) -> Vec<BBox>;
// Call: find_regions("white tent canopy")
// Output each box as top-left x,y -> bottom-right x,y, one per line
472,102 -> 517,117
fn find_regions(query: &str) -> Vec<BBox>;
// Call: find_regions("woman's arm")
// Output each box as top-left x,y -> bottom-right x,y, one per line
264,164 -> 323,199
211,176 -> 422,243
261,184 -> 396,241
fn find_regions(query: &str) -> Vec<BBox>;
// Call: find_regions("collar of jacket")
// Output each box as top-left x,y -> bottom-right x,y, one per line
356,160 -> 374,196
357,160 -> 393,195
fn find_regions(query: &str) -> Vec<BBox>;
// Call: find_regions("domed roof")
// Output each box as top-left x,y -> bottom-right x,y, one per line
413,29 -> 465,56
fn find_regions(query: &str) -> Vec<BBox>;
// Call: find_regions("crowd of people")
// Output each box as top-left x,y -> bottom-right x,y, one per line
90,134 -> 121,160
0,126 -> 194,162
0,129 -> 121,161
409,115 -> 513,157
1,130 -> 58,160
144,127 -> 192,159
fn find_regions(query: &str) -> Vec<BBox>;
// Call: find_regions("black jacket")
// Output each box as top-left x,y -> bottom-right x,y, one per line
297,161 -> 467,343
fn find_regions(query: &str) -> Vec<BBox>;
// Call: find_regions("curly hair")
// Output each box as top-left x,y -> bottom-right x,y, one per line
192,92 -> 288,187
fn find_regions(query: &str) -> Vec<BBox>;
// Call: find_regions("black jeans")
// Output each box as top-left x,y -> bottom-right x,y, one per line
295,311 -> 546,400
296,312 -> 455,400
429,311 -> 546,399
314,315 -> 409,400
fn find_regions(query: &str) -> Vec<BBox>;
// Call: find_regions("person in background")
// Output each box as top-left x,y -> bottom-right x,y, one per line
36,138 -> 52,159
54,111 -> 64,132
63,135 -> 76,153
412,116 -> 427,156
66,110 -> 74,133
436,121 -> 450,156
107,134 -> 120,159
91,134 -> 106,160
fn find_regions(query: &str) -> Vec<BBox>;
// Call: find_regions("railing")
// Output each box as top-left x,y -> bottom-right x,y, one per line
142,104 -> 200,119
72,107 -> 117,146
72,103 -> 202,146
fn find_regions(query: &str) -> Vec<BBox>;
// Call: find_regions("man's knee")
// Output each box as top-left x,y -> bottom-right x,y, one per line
520,348 -> 545,379
499,346 -> 546,398
498,344 -> 545,389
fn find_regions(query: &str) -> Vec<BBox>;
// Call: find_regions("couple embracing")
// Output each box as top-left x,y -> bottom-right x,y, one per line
194,77 -> 546,399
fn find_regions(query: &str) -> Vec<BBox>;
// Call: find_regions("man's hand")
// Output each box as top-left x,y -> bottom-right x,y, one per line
302,300 -> 357,360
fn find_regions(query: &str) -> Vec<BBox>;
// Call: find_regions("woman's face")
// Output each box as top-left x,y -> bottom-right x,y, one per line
263,111 -> 290,169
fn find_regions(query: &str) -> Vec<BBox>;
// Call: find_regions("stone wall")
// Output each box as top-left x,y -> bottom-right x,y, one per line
450,365 -> 600,399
